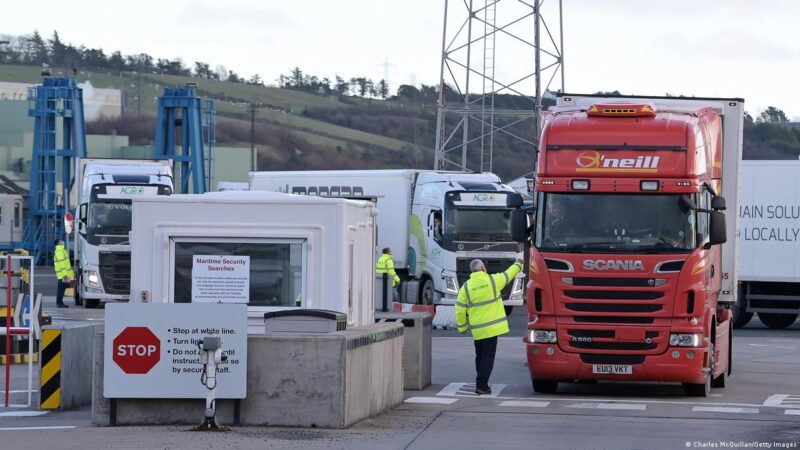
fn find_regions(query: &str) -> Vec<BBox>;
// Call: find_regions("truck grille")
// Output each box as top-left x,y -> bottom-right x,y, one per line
560,276 -> 668,326
98,251 -> 131,296
563,328 -> 663,353
456,258 -> 515,299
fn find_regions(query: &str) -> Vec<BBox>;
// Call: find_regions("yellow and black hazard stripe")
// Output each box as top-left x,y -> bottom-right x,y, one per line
0,354 -> 39,365
40,329 -> 61,409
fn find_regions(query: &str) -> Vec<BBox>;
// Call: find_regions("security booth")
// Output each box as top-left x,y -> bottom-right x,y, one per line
128,191 -> 378,332
95,191 -> 403,428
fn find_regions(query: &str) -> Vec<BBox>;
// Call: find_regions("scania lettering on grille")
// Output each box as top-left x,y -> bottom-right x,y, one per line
583,260 -> 645,271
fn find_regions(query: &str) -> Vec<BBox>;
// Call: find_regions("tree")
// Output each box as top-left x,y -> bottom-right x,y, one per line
759,106 -> 788,123
27,30 -> 49,64
334,75 -> 349,95
82,47 -> 107,68
108,51 -> 126,71
376,79 -> 389,99
194,61 -> 213,78
49,31 -> 66,66
248,73 -> 263,85
290,67 -> 304,88
215,65 -> 229,81
227,71 -> 241,83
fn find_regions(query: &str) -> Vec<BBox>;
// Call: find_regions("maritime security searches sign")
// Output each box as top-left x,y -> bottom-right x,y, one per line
104,303 -> 247,399
191,255 -> 250,303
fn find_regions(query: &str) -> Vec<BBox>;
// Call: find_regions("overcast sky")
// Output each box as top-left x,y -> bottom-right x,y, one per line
4,0 -> 799,119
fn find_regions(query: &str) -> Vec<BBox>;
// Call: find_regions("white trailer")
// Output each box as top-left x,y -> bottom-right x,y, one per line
0,194 -> 23,245
129,191 -> 377,332
249,170 -> 524,310
74,159 -> 173,307
736,160 -> 800,328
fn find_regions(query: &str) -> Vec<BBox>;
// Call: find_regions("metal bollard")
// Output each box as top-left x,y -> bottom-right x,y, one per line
382,274 -> 389,312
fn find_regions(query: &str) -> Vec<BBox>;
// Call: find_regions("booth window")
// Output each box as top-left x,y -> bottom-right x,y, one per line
172,239 -> 305,307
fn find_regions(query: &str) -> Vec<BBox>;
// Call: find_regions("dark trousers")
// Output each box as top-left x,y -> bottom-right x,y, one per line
56,279 -> 68,305
474,336 -> 498,390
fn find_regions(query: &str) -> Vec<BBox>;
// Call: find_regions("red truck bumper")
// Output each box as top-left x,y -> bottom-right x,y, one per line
526,344 -> 708,385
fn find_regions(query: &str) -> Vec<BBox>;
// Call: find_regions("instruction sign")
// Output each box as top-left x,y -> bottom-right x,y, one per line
191,255 -> 250,303
104,303 -> 247,399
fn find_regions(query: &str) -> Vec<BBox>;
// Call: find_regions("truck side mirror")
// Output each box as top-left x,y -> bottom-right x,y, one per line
711,195 -> 726,211
79,203 -> 87,224
510,209 -> 528,243
709,211 -> 726,246
506,193 -> 524,208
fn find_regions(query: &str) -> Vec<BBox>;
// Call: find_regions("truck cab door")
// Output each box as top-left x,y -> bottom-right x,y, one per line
426,209 -> 444,274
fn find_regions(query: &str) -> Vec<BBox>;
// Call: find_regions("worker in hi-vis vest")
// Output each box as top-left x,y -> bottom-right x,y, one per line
376,247 -> 401,300
456,257 -> 524,395
54,238 -> 75,309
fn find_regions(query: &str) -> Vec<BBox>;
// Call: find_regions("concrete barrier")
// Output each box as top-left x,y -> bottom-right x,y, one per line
40,323 -> 102,410
432,305 -> 457,329
376,312 -> 432,390
93,322 -> 403,428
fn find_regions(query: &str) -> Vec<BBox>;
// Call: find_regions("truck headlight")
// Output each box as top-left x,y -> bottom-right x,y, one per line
443,276 -> 459,295
528,329 -> 558,343
669,333 -> 702,347
87,271 -> 102,288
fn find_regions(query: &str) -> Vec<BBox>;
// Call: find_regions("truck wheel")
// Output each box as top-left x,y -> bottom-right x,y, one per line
504,306 -> 514,316
532,379 -> 558,394
420,279 -> 434,305
84,299 -> 100,309
686,343 -> 714,396
758,313 -> 798,329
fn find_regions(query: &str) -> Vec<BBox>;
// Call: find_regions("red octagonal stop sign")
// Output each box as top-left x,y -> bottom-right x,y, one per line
113,327 -> 161,374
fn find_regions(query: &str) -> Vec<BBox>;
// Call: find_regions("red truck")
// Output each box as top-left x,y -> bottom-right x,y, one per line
509,94 -> 744,397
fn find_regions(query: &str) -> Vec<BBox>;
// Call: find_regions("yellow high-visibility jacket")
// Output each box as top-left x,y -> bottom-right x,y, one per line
54,244 -> 75,281
456,261 -> 523,340
376,253 -> 400,287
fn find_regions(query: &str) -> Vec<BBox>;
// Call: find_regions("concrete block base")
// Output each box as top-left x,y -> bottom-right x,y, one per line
93,322 -> 403,428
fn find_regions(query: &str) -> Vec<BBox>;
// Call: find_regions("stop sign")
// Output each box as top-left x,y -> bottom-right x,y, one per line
112,327 -> 161,374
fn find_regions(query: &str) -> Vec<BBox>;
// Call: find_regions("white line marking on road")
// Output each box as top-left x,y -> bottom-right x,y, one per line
405,397 -> 458,405
437,383 -> 508,398
0,426 -> 76,431
693,406 -> 759,414
748,344 -> 769,347
567,402 -> 646,411
762,394 -> 800,408
785,410 -> 800,416
528,396 -> 764,408
499,400 -> 550,408
775,346 -> 795,350
0,411 -> 48,417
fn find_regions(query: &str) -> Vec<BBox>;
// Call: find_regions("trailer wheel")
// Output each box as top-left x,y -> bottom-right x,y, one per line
532,379 -> 558,394
758,313 -> 798,329
732,304 -> 753,329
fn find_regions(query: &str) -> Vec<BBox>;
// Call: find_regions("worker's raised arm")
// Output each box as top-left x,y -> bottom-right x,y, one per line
492,259 -> 524,291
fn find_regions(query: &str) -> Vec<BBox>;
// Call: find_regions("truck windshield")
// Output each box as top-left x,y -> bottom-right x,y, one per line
88,201 -> 132,236
445,208 -> 512,241
537,193 -> 696,252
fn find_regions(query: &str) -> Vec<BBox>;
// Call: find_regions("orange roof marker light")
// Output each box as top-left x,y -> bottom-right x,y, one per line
586,103 -> 657,118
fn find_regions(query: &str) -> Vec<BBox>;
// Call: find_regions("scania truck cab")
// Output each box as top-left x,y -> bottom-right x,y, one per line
510,95 -> 743,397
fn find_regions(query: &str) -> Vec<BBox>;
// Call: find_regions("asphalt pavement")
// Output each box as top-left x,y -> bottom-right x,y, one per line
0,273 -> 797,449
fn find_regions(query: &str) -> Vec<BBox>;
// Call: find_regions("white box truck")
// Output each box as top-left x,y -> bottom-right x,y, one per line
249,170 -> 524,311
128,191 -> 377,332
736,160 -> 800,328
74,159 -> 173,307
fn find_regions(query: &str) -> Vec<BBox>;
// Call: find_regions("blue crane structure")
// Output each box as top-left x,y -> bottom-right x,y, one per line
154,84 -> 216,194
21,77 -> 87,265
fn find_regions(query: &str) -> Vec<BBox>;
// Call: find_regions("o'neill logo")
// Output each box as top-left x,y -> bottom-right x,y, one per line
583,259 -> 645,271
576,151 -> 660,173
